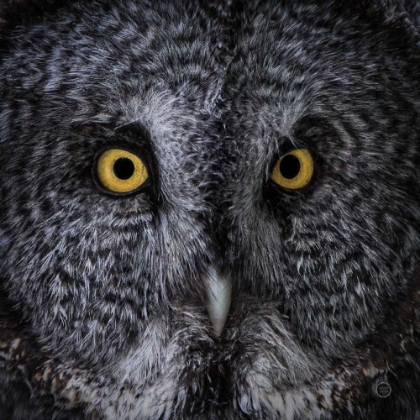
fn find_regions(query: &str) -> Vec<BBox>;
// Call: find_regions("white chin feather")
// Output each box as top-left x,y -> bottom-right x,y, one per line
206,268 -> 232,337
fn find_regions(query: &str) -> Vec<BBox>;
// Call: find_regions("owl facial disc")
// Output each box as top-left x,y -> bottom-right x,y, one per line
206,268 -> 232,336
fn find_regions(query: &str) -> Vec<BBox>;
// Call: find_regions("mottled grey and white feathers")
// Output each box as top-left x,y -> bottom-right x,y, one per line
0,0 -> 420,419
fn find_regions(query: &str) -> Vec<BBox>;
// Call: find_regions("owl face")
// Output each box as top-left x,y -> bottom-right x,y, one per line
1,0 -> 420,418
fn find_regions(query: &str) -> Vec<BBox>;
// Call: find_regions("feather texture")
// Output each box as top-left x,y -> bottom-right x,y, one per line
1,0 -> 420,418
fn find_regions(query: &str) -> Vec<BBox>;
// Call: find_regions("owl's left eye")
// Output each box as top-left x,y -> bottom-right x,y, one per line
95,148 -> 149,194
270,148 -> 314,190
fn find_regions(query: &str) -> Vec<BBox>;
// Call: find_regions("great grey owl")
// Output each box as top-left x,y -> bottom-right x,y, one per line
1,0 -> 420,419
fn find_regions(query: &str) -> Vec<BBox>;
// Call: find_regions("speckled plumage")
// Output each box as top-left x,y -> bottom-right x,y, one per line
1,0 -> 420,419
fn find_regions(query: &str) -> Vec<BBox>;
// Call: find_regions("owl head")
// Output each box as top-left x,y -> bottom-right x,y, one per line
1,0 -> 420,419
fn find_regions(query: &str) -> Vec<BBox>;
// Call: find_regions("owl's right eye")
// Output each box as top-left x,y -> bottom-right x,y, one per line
270,149 -> 314,190
95,148 -> 149,194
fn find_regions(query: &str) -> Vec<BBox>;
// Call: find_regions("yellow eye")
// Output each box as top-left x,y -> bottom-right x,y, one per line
96,149 -> 149,193
270,149 -> 314,189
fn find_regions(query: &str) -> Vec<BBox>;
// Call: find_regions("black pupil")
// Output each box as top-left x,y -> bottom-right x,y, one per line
279,154 -> 301,179
113,158 -> 135,180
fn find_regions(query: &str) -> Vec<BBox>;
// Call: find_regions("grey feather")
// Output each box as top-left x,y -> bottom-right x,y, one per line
1,0 -> 420,419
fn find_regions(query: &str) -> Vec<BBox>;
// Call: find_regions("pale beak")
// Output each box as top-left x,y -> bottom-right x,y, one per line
207,269 -> 232,337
